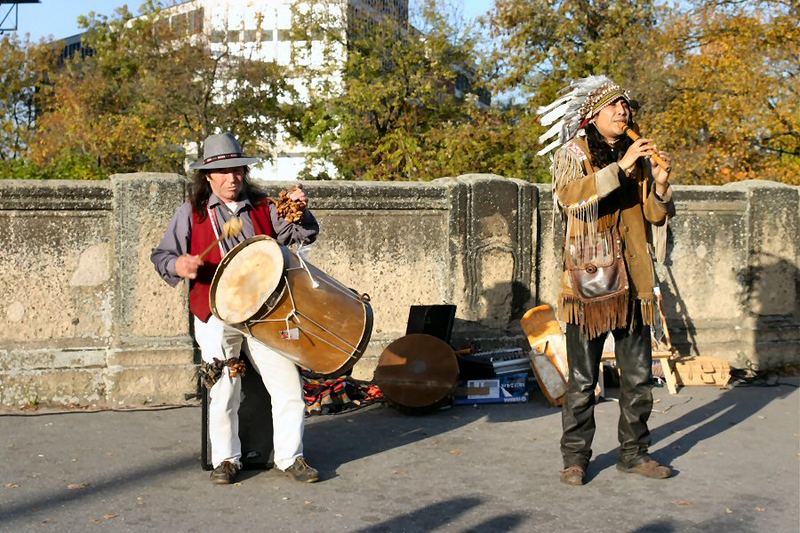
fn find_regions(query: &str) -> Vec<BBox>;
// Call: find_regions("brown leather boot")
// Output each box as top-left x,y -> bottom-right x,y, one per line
210,460 -> 240,485
617,459 -> 672,479
281,457 -> 319,483
560,464 -> 586,486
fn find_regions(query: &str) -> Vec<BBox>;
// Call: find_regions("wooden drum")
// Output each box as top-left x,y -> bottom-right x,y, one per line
374,334 -> 459,410
209,235 -> 373,377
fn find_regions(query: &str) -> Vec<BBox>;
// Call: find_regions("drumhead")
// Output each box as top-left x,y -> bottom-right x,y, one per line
211,236 -> 285,324
374,334 -> 458,409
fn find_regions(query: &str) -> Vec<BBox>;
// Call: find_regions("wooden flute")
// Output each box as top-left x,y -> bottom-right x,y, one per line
623,126 -> 671,172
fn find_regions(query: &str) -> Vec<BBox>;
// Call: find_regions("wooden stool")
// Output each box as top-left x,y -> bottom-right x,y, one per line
598,350 -> 678,397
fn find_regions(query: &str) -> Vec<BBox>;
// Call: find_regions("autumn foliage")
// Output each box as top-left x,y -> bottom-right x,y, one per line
0,0 -> 796,184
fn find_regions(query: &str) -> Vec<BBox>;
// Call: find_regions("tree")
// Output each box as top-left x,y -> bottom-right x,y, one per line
30,0 -> 291,176
487,0 -> 662,106
0,34 -> 63,176
486,0 -> 799,184
286,0 -> 546,181
480,0 -> 666,183
642,1 -> 799,184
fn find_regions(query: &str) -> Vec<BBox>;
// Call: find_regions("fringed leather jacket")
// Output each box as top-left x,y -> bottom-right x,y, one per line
553,135 -> 674,338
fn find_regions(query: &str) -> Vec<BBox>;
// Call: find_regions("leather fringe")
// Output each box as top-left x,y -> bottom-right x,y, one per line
640,296 -> 656,327
559,291 -> 630,339
651,217 -> 669,263
552,144 -> 585,191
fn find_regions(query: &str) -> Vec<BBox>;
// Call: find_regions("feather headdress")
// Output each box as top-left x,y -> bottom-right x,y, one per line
536,75 -> 631,156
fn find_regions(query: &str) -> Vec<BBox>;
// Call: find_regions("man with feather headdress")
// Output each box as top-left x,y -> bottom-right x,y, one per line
537,76 -> 675,486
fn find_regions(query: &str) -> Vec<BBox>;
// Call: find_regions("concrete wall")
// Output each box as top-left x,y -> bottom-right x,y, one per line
0,175 -> 797,407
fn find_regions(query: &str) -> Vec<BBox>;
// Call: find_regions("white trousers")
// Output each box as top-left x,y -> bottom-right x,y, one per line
194,315 -> 305,470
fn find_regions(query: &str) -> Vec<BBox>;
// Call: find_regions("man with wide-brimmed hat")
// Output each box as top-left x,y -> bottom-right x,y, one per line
537,76 -> 676,486
151,132 -> 320,485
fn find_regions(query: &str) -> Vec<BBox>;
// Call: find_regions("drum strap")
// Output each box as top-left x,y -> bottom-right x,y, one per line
295,244 -> 320,288
206,206 -> 226,259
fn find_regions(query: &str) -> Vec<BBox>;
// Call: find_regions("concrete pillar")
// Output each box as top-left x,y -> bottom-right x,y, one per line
727,180 -> 800,367
105,173 -> 196,405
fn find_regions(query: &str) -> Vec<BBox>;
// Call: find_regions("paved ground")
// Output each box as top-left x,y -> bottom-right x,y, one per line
1,379 -> 798,533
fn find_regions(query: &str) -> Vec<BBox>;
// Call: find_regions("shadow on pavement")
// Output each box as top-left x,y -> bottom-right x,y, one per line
586,380 -> 797,481
352,496 -> 528,533
303,398 -> 558,479
587,240 -> 800,480
649,381 -> 797,464
0,453 -> 196,526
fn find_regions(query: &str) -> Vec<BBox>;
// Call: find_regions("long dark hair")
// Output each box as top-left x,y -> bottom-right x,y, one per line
585,122 -> 634,169
189,167 -> 266,220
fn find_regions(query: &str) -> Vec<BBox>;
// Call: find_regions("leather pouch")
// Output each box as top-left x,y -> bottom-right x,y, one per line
565,227 -> 628,302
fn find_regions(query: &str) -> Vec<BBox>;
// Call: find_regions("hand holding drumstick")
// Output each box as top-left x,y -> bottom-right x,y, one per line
175,217 -> 244,280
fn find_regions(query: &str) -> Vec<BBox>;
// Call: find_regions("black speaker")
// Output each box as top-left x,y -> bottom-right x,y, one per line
405,305 -> 456,344
201,354 -> 273,470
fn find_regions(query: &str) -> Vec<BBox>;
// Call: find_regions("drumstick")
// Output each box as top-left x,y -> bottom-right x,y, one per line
199,217 -> 243,260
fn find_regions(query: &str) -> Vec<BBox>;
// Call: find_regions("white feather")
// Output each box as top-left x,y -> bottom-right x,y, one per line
538,121 -> 563,144
537,138 -> 562,156
539,101 -> 572,127
535,75 -> 616,156
535,93 -> 572,116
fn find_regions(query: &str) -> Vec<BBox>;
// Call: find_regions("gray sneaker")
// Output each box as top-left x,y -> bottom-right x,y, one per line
281,457 -> 319,483
210,461 -> 240,485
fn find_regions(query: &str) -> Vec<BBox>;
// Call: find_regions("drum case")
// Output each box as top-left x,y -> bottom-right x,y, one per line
201,354 -> 274,471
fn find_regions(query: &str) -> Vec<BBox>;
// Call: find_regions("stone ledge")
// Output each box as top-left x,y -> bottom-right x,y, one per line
0,368 -> 106,407
0,360 -> 198,407
104,364 -> 197,407
106,346 -> 195,367
0,180 -> 112,210
0,348 -> 108,371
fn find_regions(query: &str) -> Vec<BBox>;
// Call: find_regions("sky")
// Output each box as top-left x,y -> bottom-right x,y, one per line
13,0 -> 495,42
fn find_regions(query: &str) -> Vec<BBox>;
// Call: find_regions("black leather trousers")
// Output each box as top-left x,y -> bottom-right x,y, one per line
560,311 -> 654,469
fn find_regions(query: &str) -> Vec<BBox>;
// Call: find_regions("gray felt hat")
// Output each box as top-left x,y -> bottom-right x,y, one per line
189,132 -> 260,170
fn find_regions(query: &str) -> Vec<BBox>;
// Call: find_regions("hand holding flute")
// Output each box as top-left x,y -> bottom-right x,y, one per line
622,126 -> 671,172
618,126 -> 672,196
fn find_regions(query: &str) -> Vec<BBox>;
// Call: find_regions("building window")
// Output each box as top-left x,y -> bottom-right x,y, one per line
188,8 -> 204,34
172,12 -> 188,35
154,18 -> 170,37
